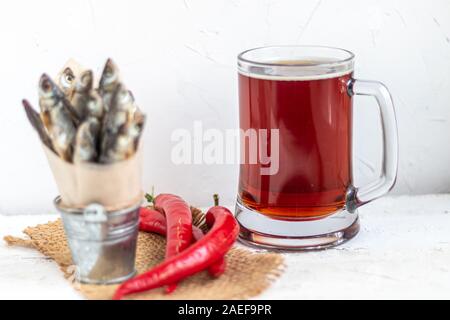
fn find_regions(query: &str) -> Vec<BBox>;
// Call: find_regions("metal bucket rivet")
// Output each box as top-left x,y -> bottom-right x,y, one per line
54,196 -> 140,285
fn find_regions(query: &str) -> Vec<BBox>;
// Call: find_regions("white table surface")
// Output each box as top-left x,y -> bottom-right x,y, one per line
1,194 -> 449,300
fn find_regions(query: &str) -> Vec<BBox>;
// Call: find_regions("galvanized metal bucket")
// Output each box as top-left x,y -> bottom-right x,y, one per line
54,196 -> 140,284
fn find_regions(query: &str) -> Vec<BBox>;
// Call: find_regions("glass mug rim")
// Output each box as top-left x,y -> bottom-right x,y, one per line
238,45 -> 355,80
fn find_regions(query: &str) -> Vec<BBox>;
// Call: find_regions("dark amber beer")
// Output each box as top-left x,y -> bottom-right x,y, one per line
235,46 -> 398,249
238,70 -> 353,220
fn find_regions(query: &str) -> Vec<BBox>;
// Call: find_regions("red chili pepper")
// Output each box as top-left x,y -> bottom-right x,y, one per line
113,206 -> 239,300
139,207 -> 166,235
139,207 -> 226,278
153,194 -> 192,293
191,225 -> 226,278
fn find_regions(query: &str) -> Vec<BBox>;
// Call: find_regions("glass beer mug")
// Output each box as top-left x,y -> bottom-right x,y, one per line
235,46 -> 398,250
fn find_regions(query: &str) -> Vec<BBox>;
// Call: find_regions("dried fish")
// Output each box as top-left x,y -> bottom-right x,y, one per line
41,73 -> 81,126
73,118 -> 100,164
24,59 -> 145,165
99,84 -> 135,163
70,70 -> 104,121
101,115 -> 145,163
48,107 -> 77,161
86,91 -> 104,121
22,99 -> 55,153
58,67 -> 76,99
99,58 -> 120,111
70,70 -> 91,120
38,74 -> 77,161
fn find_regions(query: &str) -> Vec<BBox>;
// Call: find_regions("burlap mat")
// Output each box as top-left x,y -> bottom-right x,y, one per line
4,218 -> 284,300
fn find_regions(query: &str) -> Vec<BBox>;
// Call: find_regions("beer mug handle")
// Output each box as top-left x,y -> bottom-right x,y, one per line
346,79 -> 399,212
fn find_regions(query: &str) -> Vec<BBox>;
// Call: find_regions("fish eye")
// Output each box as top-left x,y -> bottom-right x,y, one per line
65,74 -> 74,82
60,68 -> 75,89
64,68 -> 75,82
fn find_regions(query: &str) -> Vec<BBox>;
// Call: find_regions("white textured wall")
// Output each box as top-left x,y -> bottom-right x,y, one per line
1,0 -> 449,214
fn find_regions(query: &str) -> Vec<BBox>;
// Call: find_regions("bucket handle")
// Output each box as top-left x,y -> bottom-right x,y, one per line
83,203 -> 108,223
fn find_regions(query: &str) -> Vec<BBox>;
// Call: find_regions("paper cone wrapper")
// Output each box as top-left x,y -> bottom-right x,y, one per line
44,145 -> 143,212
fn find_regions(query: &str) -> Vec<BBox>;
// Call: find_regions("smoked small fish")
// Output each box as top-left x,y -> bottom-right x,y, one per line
71,70 -> 104,121
38,74 -> 77,161
99,84 -> 135,163
99,58 -> 120,111
58,67 -> 76,99
22,99 -> 55,153
24,59 -> 145,165
73,118 -> 100,163
101,115 -> 145,163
